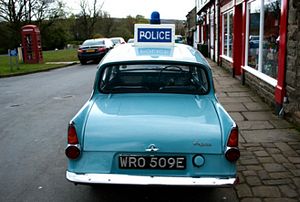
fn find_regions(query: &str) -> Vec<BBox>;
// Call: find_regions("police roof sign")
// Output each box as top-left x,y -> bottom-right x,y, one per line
134,24 -> 175,46
138,28 -> 172,42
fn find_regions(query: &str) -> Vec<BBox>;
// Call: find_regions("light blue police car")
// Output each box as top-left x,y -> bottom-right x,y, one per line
65,20 -> 240,186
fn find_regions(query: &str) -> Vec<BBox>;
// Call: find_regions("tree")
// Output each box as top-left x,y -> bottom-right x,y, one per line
135,15 -> 149,24
118,15 -> 149,40
0,0 -> 66,48
96,11 -> 115,38
78,0 -> 104,39
0,0 -> 65,24
41,19 -> 69,50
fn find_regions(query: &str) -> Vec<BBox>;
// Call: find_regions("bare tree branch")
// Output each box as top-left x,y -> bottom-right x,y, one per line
77,0 -> 104,38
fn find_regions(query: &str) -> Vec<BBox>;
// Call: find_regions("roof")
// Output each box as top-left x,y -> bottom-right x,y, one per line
83,38 -> 107,42
100,43 -> 209,67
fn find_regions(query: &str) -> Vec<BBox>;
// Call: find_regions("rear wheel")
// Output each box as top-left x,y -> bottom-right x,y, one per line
94,59 -> 101,64
80,60 -> 87,65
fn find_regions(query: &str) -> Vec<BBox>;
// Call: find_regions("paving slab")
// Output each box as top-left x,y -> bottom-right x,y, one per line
243,102 -> 271,111
227,92 -> 255,97
219,97 -> 253,103
223,103 -> 248,112
242,111 -> 276,121
237,120 -> 274,130
227,112 -> 245,122
241,129 -> 300,143
269,119 -> 295,128
207,59 -> 300,201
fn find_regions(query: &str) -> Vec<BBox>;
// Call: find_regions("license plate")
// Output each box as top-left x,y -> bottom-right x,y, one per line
86,49 -> 95,52
119,155 -> 186,170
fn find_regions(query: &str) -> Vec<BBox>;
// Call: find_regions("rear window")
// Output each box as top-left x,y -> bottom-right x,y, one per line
111,39 -> 121,45
99,64 -> 209,94
82,40 -> 105,46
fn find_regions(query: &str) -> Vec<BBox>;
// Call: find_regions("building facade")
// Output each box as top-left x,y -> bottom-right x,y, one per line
196,0 -> 219,60
194,0 -> 300,126
186,7 -> 197,47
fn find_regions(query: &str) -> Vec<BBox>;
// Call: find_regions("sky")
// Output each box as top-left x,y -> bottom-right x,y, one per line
64,0 -> 196,20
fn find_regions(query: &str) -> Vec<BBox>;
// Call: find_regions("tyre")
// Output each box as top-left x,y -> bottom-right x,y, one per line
80,60 -> 86,65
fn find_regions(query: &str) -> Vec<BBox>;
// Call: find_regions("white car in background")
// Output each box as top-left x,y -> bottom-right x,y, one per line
110,37 -> 126,46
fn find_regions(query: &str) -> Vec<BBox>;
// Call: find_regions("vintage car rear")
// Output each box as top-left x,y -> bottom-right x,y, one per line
65,23 -> 240,186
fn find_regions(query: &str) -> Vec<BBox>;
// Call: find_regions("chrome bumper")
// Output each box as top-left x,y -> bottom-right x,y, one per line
66,171 -> 237,186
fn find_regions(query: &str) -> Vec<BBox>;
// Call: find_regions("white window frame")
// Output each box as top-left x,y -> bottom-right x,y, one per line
201,26 -> 204,44
210,6 -> 214,60
243,0 -> 277,87
221,9 -> 233,62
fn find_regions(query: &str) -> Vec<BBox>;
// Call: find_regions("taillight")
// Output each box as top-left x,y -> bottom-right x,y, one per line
65,145 -> 81,159
225,148 -> 240,162
68,124 -> 78,144
225,126 -> 240,162
97,47 -> 106,52
66,123 -> 80,159
227,127 -> 238,147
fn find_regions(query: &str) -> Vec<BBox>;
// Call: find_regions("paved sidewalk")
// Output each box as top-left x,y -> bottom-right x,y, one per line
208,59 -> 300,202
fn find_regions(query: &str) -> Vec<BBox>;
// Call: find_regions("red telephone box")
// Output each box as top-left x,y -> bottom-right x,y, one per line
21,25 -> 43,63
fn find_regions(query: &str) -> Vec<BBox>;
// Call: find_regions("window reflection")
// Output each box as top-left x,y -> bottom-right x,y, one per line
223,13 -> 228,56
223,11 -> 233,58
262,0 -> 280,79
210,8 -> 214,49
248,0 -> 260,69
247,0 -> 281,79
229,12 -> 233,57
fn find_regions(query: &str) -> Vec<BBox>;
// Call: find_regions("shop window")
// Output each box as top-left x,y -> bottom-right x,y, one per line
247,0 -> 261,69
246,0 -> 280,80
210,8 -> 214,49
222,10 -> 233,59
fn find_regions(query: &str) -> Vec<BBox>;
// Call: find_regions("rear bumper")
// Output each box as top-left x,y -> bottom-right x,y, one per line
77,52 -> 106,61
66,171 -> 238,187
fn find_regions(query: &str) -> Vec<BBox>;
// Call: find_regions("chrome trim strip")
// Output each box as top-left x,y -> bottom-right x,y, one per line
66,171 -> 237,186
225,146 -> 239,152
66,144 -> 81,149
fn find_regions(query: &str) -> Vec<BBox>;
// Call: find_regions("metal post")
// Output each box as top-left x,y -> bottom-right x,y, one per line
8,49 -> 12,72
16,54 -> 19,70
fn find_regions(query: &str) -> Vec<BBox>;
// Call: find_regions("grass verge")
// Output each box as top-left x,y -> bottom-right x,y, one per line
0,49 -> 78,77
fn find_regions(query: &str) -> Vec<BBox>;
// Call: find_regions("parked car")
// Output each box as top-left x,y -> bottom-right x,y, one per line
110,37 -> 126,46
175,35 -> 184,43
127,38 -> 134,43
66,25 -> 240,187
249,35 -> 259,49
77,38 -> 114,65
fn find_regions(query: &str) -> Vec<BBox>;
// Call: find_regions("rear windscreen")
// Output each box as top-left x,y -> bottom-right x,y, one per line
99,64 -> 209,94
82,40 -> 105,46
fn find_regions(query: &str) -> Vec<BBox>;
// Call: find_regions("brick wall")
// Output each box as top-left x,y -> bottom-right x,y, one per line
284,0 -> 300,125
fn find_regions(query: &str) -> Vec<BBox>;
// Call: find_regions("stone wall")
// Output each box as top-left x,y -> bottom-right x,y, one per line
220,59 -> 276,112
219,1 -> 300,126
244,72 -> 276,108
284,0 -> 300,126
220,58 -> 234,76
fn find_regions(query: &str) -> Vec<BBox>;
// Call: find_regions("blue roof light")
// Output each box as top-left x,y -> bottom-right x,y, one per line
150,11 -> 161,24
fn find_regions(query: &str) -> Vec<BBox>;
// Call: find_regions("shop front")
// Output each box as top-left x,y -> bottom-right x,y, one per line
196,0 -> 218,61
219,0 -> 288,115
